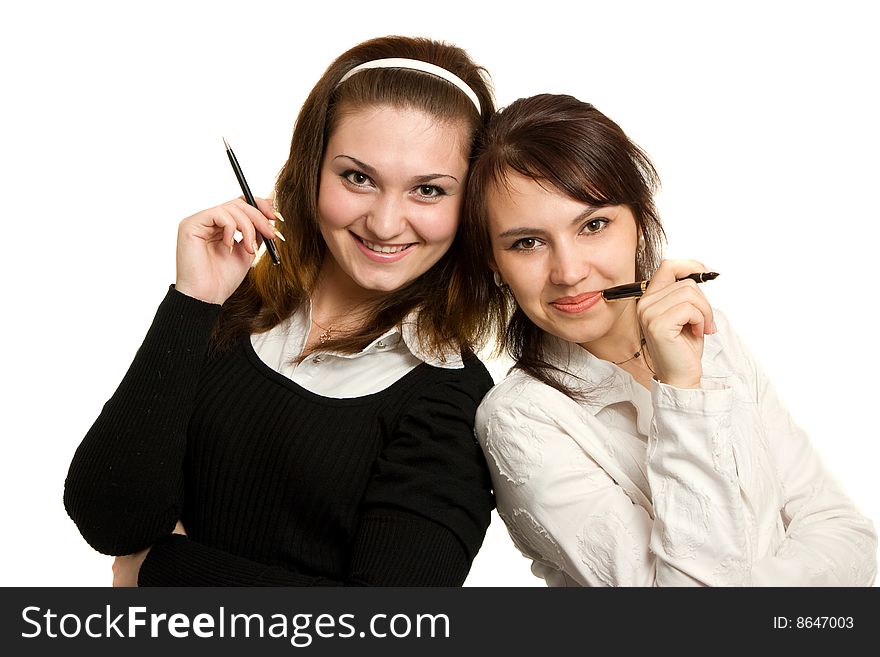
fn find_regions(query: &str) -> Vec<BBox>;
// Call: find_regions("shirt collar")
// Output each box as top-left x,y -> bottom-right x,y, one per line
542,330 -> 726,415
399,310 -> 464,369
301,303 -> 463,369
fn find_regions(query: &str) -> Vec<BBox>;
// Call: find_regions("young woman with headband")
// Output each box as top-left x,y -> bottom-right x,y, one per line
462,93 -> 877,586
64,36 -> 496,586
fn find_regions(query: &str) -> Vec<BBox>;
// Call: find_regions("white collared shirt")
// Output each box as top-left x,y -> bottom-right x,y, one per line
251,303 -> 463,398
475,309 -> 877,586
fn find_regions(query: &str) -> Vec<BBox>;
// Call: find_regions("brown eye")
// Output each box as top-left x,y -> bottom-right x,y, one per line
343,171 -> 370,186
416,185 -> 444,198
582,218 -> 609,234
513,237 -> 539,250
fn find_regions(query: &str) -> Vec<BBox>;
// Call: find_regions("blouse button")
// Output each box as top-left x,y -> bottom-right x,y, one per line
312,356 -> 323,364
377,340 -> 386,349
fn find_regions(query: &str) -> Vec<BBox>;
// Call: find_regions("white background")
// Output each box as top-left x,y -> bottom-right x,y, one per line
1,0 -> 877,587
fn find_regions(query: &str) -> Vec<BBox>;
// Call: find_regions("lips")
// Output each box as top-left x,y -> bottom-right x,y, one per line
351,232 -> 417,262
359,237 -> 414,254
549,291 -> 602,314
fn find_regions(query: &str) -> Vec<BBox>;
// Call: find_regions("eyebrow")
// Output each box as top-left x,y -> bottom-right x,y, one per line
333,155 -> 460,184
496,206 -> 599,239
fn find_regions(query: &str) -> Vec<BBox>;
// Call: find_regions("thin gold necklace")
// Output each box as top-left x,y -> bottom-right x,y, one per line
613,337 -> 647,365
311,316 -> 333,345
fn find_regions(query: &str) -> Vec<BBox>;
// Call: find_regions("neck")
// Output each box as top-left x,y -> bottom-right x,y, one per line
578,302 -> 642,363
310,257 -> 381,328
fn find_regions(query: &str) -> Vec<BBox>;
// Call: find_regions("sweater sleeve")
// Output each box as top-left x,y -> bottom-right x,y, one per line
139,509 -> 471,586
64,286 -> 222,556
359,358 -> 496,568
137,357 -> 496,587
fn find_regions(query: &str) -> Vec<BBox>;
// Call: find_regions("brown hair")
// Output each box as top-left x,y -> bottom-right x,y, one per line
461,93 -> 666,396
212,36 -> 495,358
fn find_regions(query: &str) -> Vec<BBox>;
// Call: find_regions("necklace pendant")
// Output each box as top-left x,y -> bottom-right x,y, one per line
319,329 -> 331,345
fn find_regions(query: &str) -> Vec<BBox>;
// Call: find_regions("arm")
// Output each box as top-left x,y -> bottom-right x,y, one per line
138,510 -> 470,586
64,197 -> 279,557
725,319 -> 877,586
477,381 -> 748,586
64,287 -> 222,555
137,364 -> 495,586
640,260 -> 876,583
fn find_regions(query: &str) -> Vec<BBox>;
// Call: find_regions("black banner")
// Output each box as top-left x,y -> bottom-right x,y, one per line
1,587 -> 874,654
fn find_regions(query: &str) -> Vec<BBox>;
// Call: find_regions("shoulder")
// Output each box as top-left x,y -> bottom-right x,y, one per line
475,368 -> 580,443
385,354 -> 495,429
479,367 -> 571,414
412,352 -> 494,400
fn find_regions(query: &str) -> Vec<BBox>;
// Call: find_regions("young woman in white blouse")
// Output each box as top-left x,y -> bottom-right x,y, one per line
460,93 -> 877,586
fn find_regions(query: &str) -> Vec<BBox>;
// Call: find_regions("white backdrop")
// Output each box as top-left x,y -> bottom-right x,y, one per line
1,0 -> 876,587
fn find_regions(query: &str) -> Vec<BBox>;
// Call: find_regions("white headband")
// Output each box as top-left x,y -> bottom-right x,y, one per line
336,57 -> 482,115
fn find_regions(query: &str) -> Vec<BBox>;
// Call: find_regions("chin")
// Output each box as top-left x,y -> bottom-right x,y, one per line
537,319 -> 602,346
351,271 -> 414,294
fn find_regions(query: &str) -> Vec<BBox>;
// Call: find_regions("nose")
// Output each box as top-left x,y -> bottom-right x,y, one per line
548,242 -> 590,287
364,194 -> 407,242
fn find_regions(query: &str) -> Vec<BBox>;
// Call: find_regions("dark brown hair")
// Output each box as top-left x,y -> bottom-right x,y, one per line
212,36 -> 495,358
460,93 -> 666,396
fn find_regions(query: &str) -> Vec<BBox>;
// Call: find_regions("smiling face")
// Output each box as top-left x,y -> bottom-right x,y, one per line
316,105 -> 470,299
487,172 -> 641,352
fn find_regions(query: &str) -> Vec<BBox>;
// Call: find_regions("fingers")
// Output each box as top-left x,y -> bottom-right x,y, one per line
241,196 -> 285,246
639,279 -> 716,336
641,259 -> 716,334
224,203 -> 261,255
254,195 -> 276,219
181,197 -> 279,255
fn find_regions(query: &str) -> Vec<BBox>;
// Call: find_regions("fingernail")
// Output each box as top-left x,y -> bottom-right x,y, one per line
273,229 -> 286,242
229,244 -> 235,255
273,210 -> 285,223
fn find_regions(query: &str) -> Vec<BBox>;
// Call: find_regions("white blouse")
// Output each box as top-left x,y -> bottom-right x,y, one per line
251,303 -> 462,398
475,310 -> 877,586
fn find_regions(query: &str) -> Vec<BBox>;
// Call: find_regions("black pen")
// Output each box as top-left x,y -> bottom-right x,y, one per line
602,272 -> 719,301
222,137 -> 281,265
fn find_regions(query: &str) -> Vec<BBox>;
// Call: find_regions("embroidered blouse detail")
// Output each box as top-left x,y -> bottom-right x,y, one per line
475,310 -> 877,586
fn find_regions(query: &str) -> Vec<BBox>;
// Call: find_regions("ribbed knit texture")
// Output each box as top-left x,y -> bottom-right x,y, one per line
64,287 -> 494,586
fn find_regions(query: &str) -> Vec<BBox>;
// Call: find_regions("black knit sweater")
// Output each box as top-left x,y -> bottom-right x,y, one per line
64,288 -> 494,586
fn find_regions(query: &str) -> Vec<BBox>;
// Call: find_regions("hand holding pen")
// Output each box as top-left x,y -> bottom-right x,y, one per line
628,259 -> 718,389
223,138 -> 281,266
174,195 -> 281,305
173,140 -> 285,305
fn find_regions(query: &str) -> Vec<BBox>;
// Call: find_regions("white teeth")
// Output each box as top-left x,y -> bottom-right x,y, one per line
360,238 -> 411,254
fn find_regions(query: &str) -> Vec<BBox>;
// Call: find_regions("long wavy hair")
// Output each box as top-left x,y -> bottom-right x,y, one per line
461,94 -> 666,396
211,36 -> 495,359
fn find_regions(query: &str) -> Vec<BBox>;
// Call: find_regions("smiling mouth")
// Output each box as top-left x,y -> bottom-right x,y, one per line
356,235 -> 416,254
549,291 -> 602,314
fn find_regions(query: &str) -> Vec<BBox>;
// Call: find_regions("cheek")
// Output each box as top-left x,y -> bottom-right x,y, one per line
317,180 -> 365,230
591,240 -> 637,279
413,203 -> 462,244
495,251 -> 542,300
